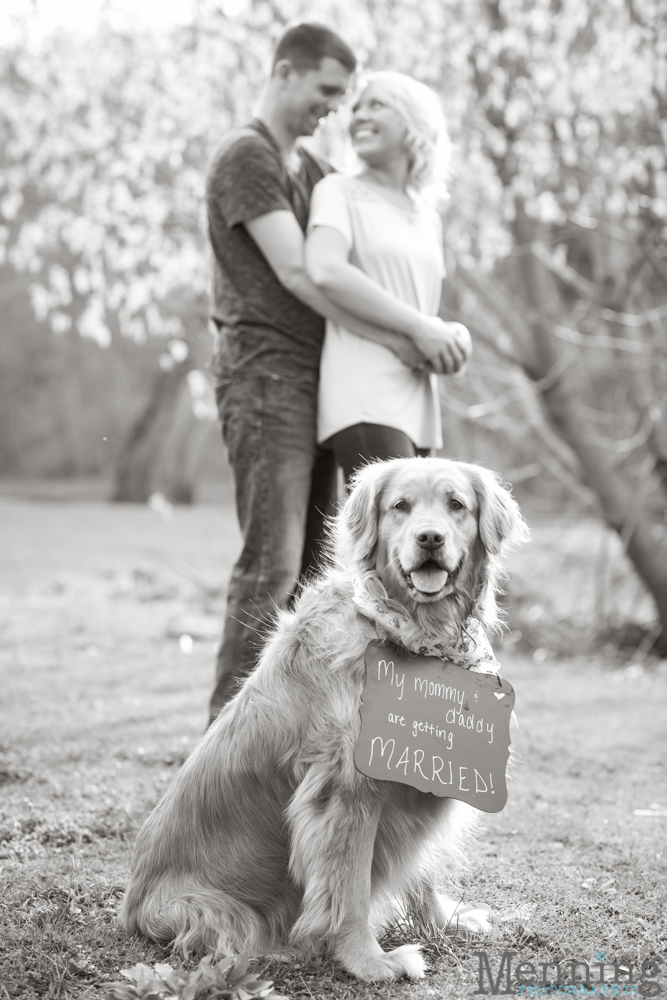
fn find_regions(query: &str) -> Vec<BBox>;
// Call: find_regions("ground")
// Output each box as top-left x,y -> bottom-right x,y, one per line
0,487 -> 665,1000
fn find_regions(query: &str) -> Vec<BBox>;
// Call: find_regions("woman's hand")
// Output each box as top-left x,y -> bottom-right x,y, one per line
412,318 -> 472,375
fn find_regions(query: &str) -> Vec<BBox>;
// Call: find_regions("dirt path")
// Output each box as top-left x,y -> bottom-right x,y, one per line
0,498 -> 665,999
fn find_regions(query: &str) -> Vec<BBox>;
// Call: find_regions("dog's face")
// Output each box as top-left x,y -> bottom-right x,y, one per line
375,463 -> 480,605
336,457 -> 528,622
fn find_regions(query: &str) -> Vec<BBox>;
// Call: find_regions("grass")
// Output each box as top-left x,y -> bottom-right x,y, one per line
0,490 -> 665,999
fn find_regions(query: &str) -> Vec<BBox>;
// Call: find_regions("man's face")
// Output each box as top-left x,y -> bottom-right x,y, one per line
281,57 -> 352,137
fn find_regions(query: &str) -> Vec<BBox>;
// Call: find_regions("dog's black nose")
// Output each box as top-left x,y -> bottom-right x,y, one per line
416,529 -> 444,549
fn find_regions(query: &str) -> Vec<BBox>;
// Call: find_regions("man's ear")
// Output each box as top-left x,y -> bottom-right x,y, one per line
468,465 -> 530,556
272,58 -> 295,83
334,461 -> 391,570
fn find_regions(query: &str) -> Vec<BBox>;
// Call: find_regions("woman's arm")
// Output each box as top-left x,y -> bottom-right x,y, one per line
245,210 -> 426,369
305,224 -> 468,374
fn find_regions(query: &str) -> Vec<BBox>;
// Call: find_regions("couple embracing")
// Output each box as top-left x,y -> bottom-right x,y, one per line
207,22 -> 472,721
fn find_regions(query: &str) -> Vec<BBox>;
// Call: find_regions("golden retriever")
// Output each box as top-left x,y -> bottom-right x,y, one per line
120,457 -> 528,982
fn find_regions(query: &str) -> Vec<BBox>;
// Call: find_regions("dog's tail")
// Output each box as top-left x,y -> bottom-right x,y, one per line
119,876 -> 272,957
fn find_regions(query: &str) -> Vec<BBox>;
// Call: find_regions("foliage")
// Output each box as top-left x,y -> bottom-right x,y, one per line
2,28 -> 204,347
3,0 -> 664,345
457,0 -> 667,492
105,953 -> 285,1000
0,16 -> 264,369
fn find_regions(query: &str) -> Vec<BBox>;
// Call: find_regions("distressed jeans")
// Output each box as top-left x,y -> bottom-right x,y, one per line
209,373 -> 338,721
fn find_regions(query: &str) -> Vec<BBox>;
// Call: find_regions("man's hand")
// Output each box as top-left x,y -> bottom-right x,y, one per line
446,322 -> 472,360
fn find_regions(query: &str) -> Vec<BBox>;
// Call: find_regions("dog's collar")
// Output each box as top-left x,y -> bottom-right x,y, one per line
352,577 -> 501,674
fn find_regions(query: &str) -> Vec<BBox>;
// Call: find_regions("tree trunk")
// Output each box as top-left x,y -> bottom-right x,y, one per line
538,377 -> 667,654
512,208 -> 667,653
112,361 -> 189,502
160,380 -> 216,504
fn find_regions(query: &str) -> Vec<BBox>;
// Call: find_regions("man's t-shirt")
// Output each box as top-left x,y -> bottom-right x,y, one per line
207,118 -> 333,382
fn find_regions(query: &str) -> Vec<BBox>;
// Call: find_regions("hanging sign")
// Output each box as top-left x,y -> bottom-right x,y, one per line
354,642 -> 515,813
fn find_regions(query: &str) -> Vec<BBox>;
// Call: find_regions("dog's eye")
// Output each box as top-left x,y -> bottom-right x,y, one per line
393,499 -> 409,511
449,498 -> 465,511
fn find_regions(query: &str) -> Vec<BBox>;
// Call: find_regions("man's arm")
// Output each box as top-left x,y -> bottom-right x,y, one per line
207,136 -> 421,358
245,210 -> 428,371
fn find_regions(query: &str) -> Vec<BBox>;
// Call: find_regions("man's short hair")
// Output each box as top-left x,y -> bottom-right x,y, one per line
272,22 -> 356,75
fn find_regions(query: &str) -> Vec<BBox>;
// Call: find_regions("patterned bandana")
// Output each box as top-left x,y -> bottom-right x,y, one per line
352,577 -> 500,674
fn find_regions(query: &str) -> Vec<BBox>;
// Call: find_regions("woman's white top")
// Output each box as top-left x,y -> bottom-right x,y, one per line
308,173 -> 444,448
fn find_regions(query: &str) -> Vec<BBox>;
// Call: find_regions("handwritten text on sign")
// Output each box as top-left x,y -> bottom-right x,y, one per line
354,643 -> 515,812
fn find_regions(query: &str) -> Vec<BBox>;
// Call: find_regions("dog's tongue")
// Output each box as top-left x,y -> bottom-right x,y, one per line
410,566 -> 448,593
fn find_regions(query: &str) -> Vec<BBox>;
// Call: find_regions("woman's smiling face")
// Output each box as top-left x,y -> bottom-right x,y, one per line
349,83 -> 409,167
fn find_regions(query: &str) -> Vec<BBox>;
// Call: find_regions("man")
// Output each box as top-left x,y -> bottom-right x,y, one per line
206,23 -> 467,721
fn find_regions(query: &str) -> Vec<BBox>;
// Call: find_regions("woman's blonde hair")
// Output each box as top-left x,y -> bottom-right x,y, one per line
356,71 -> 451,199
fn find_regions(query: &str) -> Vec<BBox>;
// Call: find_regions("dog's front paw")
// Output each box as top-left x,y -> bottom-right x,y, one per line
437,895 -> 492,936
379,943 -> 426,981
450,905 -> 492,935
340,943 -> 426,982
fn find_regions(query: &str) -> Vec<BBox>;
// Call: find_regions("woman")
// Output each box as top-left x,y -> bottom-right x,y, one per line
305,72 -> 470,483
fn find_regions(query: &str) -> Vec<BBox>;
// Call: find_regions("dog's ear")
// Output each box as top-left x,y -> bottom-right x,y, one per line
469,466 -> 530,556
335,461 -> 391,569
